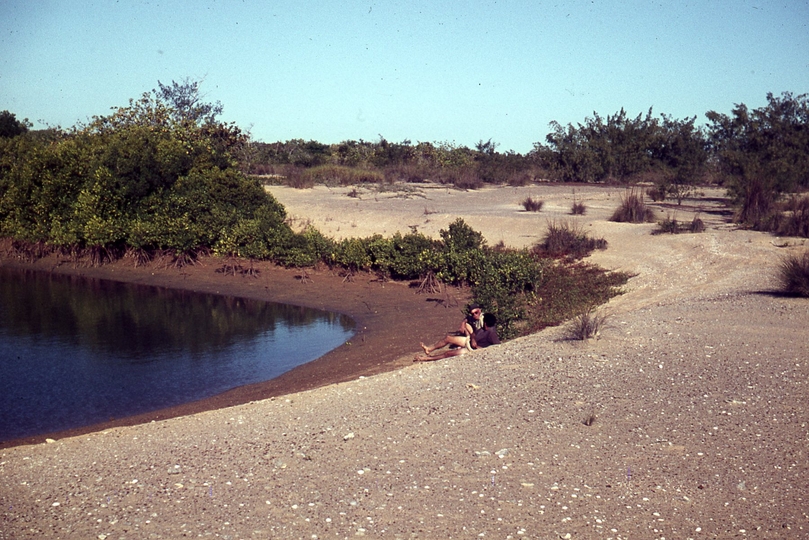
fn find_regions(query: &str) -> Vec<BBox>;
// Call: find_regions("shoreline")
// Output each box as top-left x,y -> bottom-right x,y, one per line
0,253 -> 469,449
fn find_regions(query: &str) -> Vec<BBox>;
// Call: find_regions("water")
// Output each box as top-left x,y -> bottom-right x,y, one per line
0,267 -> 354,441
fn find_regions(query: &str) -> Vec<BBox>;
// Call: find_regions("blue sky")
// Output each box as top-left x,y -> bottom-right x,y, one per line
2,1 -> 808,153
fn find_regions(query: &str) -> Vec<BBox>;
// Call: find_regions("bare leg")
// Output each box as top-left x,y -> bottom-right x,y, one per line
422,334 -> 468,354
414,347 -> 467,362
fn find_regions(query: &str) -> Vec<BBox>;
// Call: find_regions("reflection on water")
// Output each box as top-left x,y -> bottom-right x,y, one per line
0,267 -> 354,441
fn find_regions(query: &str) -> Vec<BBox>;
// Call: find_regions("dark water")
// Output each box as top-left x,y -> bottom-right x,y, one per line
0,267 -> 354,441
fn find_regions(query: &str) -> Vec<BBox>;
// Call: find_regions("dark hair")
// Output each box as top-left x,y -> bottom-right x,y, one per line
482,313 -> 496,327
468,303 -> 481,312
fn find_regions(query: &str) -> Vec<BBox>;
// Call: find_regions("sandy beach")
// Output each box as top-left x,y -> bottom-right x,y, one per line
1,183 -> 808,539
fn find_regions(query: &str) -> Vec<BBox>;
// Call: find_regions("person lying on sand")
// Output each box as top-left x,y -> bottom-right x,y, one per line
414,311 -> 500,362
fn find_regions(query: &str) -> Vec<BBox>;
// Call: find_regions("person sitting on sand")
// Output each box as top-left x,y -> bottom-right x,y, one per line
421,303 -> 484,355
415,312 -> 500,362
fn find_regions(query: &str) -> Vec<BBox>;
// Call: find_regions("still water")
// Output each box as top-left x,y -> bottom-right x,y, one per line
0,267 -> 354,442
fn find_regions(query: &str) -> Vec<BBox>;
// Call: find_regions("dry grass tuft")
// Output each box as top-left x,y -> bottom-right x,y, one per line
778,251 -> 809,297
521,196 -> 544,212
565,306 -> 610,340
610,189 -> 655,223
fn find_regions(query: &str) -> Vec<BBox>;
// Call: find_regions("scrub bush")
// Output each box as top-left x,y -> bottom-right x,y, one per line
610,189 -> 656,223
653,213 -> 706,235
301,165 -> 384,186
689,215 -> 706,233
534,220 -> 607,259
527,261 -> 630,333
778,251 -> 809,297
521,196 -> 544,212
775,196 -> 809,238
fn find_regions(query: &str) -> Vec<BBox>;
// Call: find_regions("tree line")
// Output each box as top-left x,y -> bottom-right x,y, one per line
243,91 -> 809,227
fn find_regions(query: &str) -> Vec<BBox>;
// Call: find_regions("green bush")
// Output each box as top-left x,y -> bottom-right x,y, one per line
0,82 -> 291,262
470,249 -> 545,339
708,92 -> 809,225
331,237 -> 374,272
382,232 -> 436,279
440,218 -> 485,252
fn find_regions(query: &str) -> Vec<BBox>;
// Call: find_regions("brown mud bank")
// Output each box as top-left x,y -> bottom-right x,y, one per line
0,253 -> 468,448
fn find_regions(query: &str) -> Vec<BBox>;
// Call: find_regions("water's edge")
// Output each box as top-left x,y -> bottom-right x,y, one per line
0,254 -> 463,448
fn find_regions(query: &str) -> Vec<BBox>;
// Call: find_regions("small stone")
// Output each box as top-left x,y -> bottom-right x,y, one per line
45,438 -> 56,444
344,433 -> 355,440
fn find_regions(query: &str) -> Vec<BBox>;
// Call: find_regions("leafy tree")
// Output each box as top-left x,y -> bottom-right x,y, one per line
0,110 -> 30,138
154,78 -> 224,125
652,114 -> 709,203
707,92 -> 809,225
333,139 -> 375,167
536,108 -> 708,192
0,79 -> 290,261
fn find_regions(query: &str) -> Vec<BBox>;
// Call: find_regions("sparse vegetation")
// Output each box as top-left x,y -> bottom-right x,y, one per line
656,214 -> 681,234
301,164 -> 385,186
521,196 -> 544,212
571,200 -> 587,215
774,195 -> 809,238
565,305 -> 610,340
528,262 -> 630,334
654,213 -> 706,234
534,220 -> 607,259
689,214 -> 706,233
777,251 -> 809,297
610,190 -> 656,223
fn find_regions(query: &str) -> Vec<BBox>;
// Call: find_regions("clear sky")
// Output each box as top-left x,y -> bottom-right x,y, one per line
2,1 -> 808,153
